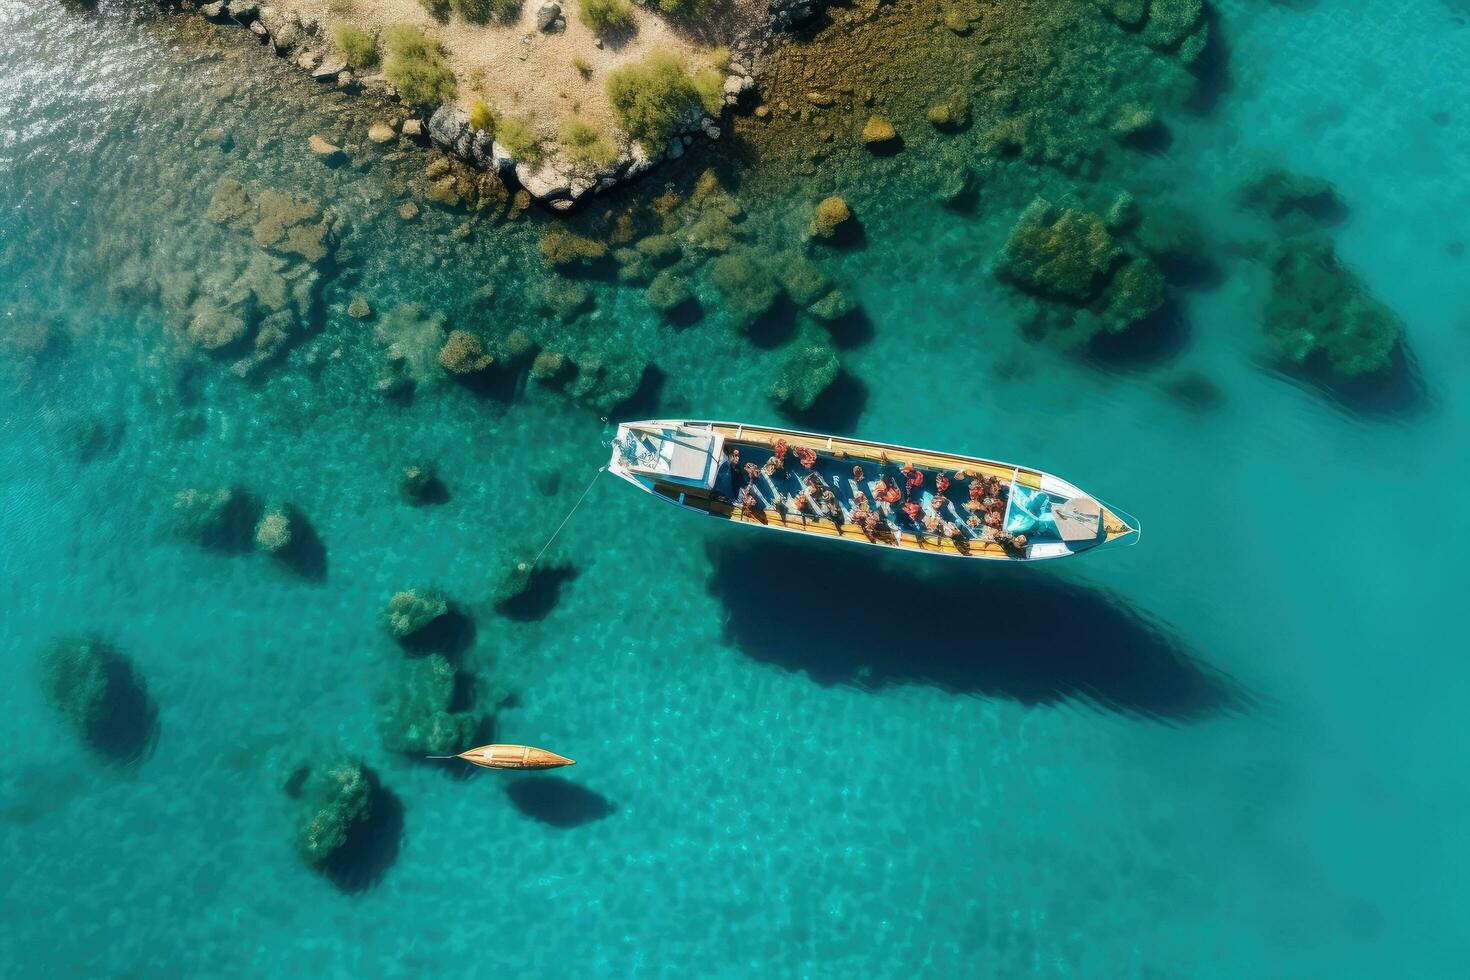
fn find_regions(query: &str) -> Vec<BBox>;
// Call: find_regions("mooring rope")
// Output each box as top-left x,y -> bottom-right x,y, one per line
529,465 -> 606,567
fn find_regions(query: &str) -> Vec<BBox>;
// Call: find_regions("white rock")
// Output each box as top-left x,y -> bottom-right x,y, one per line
516,161 -> 571,199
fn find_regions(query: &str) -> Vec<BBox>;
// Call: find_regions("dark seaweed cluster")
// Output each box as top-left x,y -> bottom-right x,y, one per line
39,636 -> 158,765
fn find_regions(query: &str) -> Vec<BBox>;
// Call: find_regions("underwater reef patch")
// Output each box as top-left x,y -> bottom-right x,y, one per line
277,749 -> 402,891
39,636 -> 159,765
994,196 -> 1166,348
1260,233 -> 1403,381
376,654 -> 481,756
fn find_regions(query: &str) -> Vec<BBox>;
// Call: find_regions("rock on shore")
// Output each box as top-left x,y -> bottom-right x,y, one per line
168,0 -> 823,211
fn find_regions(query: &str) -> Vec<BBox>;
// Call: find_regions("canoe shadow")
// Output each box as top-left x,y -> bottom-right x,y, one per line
705,535 -> 1245,723
504,777 -> 617,829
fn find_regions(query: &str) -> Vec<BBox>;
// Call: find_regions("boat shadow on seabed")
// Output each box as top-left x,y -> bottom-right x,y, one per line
704,535 -> 1247,724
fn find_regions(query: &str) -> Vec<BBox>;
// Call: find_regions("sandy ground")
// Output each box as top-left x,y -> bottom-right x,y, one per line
293,0 -> 728,140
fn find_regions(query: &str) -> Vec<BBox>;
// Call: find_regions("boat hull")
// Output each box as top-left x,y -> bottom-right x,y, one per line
609,419 -> 1139,562
457,744 -> 576,770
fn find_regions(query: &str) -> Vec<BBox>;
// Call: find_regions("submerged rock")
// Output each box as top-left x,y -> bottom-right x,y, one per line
635,233 -> 682,267
536,277 -> 593,321
779,257 -> 834,308
769,338 -> 840,412
995,197 -> 1166,343
39,636 -> 156,763
927,91 -> 971,131
567,354 -> 647,414
383,588 -> 449,640
808,196 -> 853,241
173,486 -> 260,551
808,288 -> 854,323
438,329 -> 494,375
254,505 -> 293,554
1236,168 -> 1345,224
646,271 -> 694,316
492,557 -> 535,606
347,296 -> 373,319
279,751 -> 374,867
1262,234 -> 1402,378
377,654 -> 480,755
861,115 -> 899,151
710,253 -> 781,331
996,198 -> 1120,302
400,461 -> 444,504
185,298 -> 249,353
530,350 -> 571,384
539,226 -> 609,270
307,134 -> 344,163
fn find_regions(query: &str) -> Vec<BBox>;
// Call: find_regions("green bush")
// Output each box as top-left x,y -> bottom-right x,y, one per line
579,0 -> 635,33
468,98 -> 497,134
561,118 -> 618,169
652,0 -> 714,17
693,67 -> 724,115
418,0 -> 452,21
496,114 -> 542,164
331,24 -> 379,70
572,56 -> 593,79
384,25 -> 457,110
452,0 -> 521,22
451,0 -> 494,22
606,53 -> 705,151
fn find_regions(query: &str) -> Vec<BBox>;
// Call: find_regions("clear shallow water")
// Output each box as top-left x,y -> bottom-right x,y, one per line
1,1 -> 1467,977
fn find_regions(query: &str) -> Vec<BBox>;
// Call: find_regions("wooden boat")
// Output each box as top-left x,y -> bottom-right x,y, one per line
608,419 -> 1140,562
452,744 -> 576,770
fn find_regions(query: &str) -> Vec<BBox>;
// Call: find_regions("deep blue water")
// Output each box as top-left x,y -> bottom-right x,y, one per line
1,0 -> 1467,976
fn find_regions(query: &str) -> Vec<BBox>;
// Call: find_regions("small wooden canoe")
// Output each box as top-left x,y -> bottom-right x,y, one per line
454,744 -> 575,770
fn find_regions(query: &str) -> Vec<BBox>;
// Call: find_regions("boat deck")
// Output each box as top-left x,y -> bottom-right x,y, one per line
637,422 -> 1135,561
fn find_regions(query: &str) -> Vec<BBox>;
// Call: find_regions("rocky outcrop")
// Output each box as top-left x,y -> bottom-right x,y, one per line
166,0 -> 817,211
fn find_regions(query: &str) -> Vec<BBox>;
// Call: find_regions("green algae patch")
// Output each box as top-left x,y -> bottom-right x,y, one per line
1261,234 -> 1402,379
383,588 -> 450,640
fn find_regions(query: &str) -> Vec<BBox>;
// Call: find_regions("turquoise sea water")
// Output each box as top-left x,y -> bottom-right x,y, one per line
1,1 -> 1467,976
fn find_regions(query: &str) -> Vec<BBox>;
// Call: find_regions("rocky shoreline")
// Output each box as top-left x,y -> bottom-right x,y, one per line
168,0 -> 822,210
